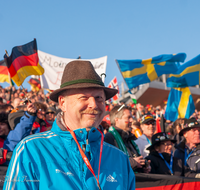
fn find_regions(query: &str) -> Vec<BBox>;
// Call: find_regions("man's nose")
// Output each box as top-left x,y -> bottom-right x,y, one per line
88,97 -> 98,108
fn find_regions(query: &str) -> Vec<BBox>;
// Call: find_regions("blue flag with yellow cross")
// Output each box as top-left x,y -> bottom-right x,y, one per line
116,53 -> 186,89
167,54 -> 200,88
165,87 -> 195,121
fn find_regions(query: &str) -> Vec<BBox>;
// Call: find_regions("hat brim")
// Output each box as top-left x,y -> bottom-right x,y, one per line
50,83 -> 118,103
179,125 -> 200,136
141,118 -> 155,124
146,139 -> 176,150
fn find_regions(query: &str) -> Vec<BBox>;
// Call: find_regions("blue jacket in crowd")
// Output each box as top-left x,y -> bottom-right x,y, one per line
3,114 -> 135,190
3,112 -> 36,152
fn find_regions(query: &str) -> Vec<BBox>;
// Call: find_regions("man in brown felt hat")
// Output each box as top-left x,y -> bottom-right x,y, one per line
4,60 -> 135,190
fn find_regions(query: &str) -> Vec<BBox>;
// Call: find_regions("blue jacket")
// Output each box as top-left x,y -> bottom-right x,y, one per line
3,112 -> 36,151
4,117 -> 135,190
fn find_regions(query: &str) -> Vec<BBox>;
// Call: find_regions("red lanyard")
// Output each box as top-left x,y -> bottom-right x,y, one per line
67,126 -> 103,190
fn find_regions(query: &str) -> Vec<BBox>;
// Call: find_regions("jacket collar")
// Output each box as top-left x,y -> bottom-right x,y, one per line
113,126 -> 136,141
51,112 -> 102,143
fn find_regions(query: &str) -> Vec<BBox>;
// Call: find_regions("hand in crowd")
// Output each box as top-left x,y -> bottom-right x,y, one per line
133,156 -> 146,168
143,160 -> 151,173
27,103 -> 37,113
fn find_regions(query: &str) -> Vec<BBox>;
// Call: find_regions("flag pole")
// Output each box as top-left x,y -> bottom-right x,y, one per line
4,50 -> 13,102
4,50 -> 12,86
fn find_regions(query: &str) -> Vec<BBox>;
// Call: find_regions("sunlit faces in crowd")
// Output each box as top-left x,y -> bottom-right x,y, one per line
0,122 -> 10,136
183,127 -> 200,147
46,111 -> 55,121
115,108 -> 133,132
37,109 -> 46,120
155,140 -> 173,154
141,120 -> 156,139
59,88 -> 106,130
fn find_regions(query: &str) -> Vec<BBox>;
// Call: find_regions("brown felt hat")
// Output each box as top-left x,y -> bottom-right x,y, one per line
50,60 -> 118,102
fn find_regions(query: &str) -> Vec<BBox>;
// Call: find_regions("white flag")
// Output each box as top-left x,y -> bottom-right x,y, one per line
37,50 -> 107,90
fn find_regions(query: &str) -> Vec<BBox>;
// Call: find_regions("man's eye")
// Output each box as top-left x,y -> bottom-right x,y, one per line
80,96 -> 88,99
96,96 -> 103,100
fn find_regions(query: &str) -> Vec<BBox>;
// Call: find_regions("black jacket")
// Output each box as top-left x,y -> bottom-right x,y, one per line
104,127 -> 140,170
146,151 -> 196,177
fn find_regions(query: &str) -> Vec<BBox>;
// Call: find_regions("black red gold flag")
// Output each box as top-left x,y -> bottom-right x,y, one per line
0,59 -> 10,83
135,173 -> 200,190
28,78 -> 41,92
4,39 -> 44,86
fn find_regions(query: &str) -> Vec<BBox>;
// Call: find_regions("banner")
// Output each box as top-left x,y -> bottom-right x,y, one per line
135,173 -> 200,190
37,50 -> 107,90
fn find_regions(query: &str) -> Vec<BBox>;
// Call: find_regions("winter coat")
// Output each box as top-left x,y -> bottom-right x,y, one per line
146,151 -> 196,177
174,140 -> 200,172
3,113 -> 135,190
134,134 -> 151,158
104,127 -> 141,171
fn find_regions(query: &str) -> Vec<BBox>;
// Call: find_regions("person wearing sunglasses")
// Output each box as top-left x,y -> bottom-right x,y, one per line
43,107 -> 56,132
145,132 -> 199,177
135,115 -> 156,158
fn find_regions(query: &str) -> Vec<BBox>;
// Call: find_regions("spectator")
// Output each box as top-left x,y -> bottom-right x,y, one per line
131,120 -> 142,138
146,132 -> 199,177
135,115 -> 156,157
0,112 -> 12,165
4,60 -> 135,189
32,102 -> 47,133
174,118 -> 200,172
44,106 -> 56,131
12,97 -> 21,108
173,118 -> 185,145
104,105 -> 151,173
3,103 -> 37,152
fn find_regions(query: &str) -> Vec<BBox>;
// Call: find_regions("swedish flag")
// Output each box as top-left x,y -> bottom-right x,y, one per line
167,54 -> 200,88
165,87 -> 195,122
116,53 -> 186,89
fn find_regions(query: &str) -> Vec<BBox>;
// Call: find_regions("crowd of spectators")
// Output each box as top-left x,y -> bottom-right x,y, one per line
1,84 -> 200,182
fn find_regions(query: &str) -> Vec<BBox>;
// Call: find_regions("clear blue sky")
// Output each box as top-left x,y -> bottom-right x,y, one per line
1,0 -> 200,91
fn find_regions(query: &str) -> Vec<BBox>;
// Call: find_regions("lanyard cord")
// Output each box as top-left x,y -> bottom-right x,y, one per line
159,152 -> 173,175
184,147 -> 196,166
67,127 -> 103,190
145,135 -> 152,145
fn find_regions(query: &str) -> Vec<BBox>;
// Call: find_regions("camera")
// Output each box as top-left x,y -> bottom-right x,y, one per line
142,159 -> 149,168
23,98 -> 31,105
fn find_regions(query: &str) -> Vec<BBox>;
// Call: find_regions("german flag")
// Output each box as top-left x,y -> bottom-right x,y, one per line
28,78 -> 41,92
135,173 -> 200,190
4,39 -> 44,86
0,59 -> 10,83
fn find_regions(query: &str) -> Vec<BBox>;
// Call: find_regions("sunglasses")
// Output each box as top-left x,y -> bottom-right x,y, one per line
160,142 -> 172,146
145,121 -> 156,125
46,112 -> 55,115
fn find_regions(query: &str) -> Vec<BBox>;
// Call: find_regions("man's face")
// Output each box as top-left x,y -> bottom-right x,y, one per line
37,109 -> 46,120
46,111 -> 55,121
115,109 -> 133,132
141,120 -> 156,138
59,88 -> 106,130
184,127 -> 200,145
0,122 -> 10,136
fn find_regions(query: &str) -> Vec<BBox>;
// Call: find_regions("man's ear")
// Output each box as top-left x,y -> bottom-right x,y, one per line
183,131 -> 187,139
114,117 -> 119,126
58,96 -> 66,112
